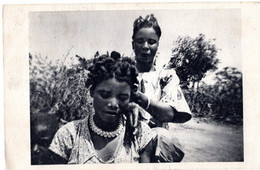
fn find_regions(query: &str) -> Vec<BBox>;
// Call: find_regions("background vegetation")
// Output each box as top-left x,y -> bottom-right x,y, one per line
29,52 -> 93,125
30,34 -> 243,125
168,34 -> 243,124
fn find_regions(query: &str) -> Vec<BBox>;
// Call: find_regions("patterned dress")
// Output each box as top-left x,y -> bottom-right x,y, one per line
135,66 -> 191,162
49,115 -> 155,164
137,66 -> 191,127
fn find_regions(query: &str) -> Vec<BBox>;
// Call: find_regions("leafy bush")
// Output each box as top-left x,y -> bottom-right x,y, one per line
183,67 -> 243,124
29,53 -> 93,125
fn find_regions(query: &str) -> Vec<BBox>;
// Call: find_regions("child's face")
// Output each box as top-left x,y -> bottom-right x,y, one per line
31,115 -> 59,147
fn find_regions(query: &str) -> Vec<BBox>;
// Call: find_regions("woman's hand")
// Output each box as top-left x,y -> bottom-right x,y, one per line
131,91 -> 150,109
132,91 -> 175,123
126,102 -> 140,136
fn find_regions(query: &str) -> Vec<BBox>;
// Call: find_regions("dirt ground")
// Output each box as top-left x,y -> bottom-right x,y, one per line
169,118 -> 244,162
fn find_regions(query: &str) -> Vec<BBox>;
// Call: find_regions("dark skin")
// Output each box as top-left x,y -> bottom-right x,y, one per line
89,128 -> 122,162
133,91 -> 175,122
139,140 -> 154,163
89,118 -> 153,163
90,77 -> 153,162
130,27 -> 192,125
133,91 -> 192,123
31,114 -> 67,164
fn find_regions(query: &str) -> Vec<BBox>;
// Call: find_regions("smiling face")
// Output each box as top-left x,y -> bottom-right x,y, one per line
132,27 -> 159,71
91,77 -> 131,124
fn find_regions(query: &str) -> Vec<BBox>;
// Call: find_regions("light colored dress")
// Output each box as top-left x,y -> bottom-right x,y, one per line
49,115 -> 155,164
135,66 -> 191,162
137,66 -> 191,126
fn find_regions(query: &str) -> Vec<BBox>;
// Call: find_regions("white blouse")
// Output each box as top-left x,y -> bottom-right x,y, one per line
137,67 -> 191,124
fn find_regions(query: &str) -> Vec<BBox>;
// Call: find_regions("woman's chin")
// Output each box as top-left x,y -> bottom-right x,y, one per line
102,113 -> 120,123
136,59 -> 152,66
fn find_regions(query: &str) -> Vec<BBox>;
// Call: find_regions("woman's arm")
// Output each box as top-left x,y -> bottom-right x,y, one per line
133,91 -> 191,123
132,91 -> 175,122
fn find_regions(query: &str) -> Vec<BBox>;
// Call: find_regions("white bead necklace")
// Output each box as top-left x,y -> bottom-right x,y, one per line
89,114 -> 124,138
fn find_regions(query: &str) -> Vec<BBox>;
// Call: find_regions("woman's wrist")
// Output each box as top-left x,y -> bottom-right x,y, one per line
132,91 -> 150,110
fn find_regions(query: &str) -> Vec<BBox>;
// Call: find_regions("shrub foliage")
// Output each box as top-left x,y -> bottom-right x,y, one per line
168,34 -> 219,88
30,35 -> 243,125
29,53 -> 93,124
168,34 -> 242,124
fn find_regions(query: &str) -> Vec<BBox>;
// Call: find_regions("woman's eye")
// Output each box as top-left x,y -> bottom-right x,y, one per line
135,39 -> 144,44
99,91 -> 110,98
118,94 -> 129,101
148,39 -> 157,45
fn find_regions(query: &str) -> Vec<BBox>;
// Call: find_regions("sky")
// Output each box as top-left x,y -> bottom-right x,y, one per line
29,9 -> 242,81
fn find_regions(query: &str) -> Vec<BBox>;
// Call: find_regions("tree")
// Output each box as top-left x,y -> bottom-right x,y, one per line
213,67 -> 243,120
182,67 -> 243,124
167,34 -> 219,89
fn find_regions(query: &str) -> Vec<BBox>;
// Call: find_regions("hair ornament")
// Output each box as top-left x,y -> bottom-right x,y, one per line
133,14 -> 158,28
132,14 -> 161,40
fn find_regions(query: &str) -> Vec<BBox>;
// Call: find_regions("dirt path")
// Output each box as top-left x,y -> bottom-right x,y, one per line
169,118 -> 243,162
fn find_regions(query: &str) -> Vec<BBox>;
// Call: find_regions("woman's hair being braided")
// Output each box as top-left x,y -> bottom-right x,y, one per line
86,51 -> 139,92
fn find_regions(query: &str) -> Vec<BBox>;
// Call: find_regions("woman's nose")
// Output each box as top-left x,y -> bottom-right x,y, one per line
142,41 -> 149,50
108,98 -> 119,110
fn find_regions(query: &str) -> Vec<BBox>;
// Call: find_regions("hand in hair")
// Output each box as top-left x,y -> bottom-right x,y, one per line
131,91 -> 150,109
125,102 -> 140,136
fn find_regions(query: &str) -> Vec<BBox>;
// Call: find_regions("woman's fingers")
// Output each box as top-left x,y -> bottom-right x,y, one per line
132,106 -> 138,127
131,91 -> 149,109
127,102 -> 140,135
132,106 -> 139,135
131,91 -> 142,104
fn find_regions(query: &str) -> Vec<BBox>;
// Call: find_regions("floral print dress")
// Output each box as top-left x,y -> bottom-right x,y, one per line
137,67 -> 191,127
49,115 -> 155,164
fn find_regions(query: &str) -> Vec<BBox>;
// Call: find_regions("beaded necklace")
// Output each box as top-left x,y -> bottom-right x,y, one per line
89,114 -> 123,138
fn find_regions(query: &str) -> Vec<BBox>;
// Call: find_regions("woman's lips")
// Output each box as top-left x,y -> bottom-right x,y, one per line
141,53 -> 150,58
105,111 -> 118,116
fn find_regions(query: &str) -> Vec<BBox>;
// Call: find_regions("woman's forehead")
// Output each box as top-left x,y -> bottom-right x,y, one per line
134,27 -> 158,39
95,78 -> 131,91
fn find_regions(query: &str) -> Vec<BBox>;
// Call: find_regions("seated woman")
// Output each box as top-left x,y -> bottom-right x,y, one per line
48,52 -> 155,164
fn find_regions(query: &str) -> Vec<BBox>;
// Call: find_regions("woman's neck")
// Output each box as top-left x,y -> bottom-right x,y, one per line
136,62 -> 154,73
93,114 -> 119,132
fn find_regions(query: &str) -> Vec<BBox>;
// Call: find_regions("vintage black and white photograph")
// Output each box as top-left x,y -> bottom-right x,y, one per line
28,8 -> 244,165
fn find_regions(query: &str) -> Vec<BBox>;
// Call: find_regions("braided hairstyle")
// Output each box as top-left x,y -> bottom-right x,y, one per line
132,14 -> 162,40
86,51 -> 139,93
86,51 -> 141,150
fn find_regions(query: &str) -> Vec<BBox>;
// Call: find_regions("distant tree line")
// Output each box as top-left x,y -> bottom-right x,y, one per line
167,34 -> 242,124
30,34 -> 243,125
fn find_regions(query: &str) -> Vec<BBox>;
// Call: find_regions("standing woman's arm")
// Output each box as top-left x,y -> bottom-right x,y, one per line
133,91 -> 176,122
132,69 -> 192,123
